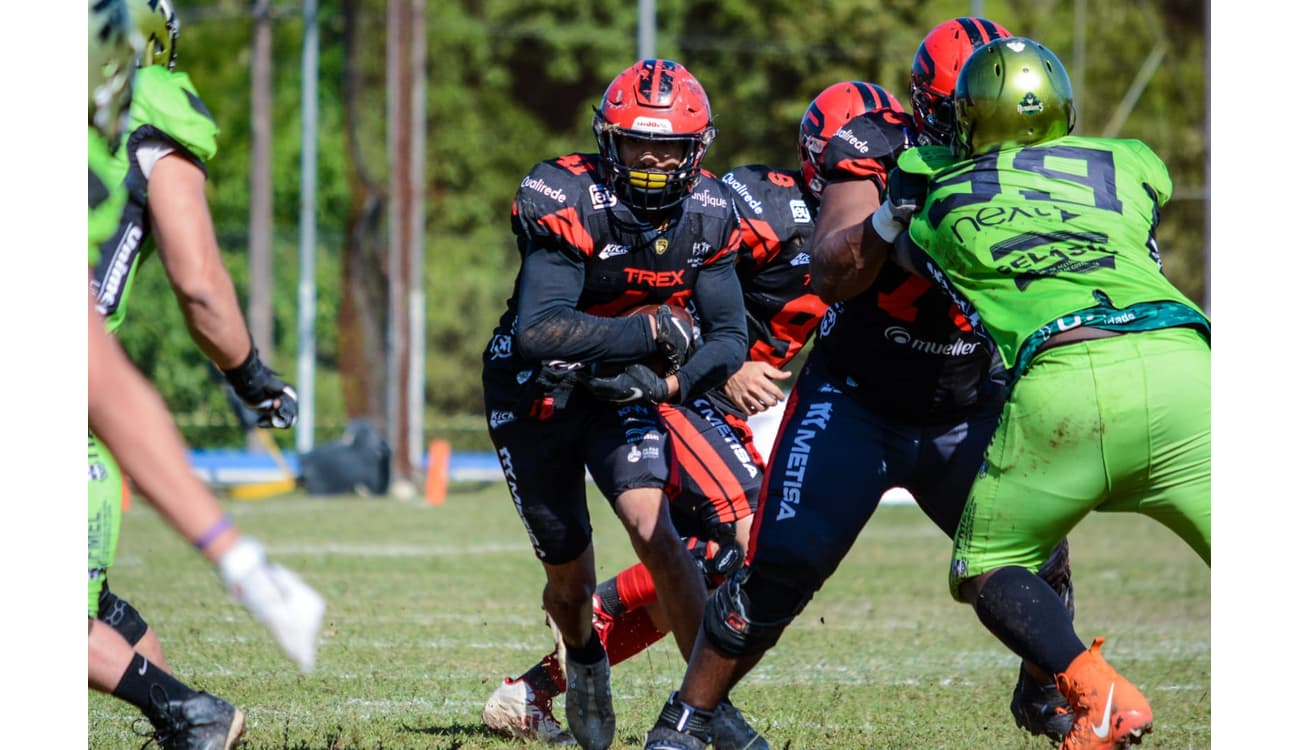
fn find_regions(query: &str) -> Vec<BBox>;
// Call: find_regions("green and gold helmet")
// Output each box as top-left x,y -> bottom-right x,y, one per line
128,0 -> 180,69
88,0 -> 138,141
952,37 -> 1075,158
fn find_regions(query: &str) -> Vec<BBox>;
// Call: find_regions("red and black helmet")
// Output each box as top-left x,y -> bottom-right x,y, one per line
592,59 -> 718,214
798,81 -> 904,197
910,17 -> 1011,145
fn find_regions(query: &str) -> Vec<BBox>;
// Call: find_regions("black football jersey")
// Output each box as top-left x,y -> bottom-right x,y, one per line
719,165 -> 826,369
812,110 -> 993,422
483,153 -> 744,408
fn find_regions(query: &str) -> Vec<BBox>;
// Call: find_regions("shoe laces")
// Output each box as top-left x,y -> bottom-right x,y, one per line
135,685 -> 182,749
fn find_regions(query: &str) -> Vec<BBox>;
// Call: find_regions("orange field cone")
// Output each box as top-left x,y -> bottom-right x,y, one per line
425,439 -> 451,506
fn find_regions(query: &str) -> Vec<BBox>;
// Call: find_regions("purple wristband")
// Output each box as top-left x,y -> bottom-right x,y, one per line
194,515 -> 234,551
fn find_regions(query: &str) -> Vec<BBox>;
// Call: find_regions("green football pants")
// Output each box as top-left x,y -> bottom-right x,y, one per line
950,326 -> 1210,600
88,430 -> 123,616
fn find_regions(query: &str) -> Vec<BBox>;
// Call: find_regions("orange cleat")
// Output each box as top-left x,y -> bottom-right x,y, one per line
1055,638 -> 1154,750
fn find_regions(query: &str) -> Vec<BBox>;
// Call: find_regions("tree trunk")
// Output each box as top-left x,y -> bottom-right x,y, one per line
339,0 -> 389,424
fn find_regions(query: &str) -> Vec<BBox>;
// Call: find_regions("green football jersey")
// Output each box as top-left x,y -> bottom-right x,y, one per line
88,128 -> 126,266
93,66 -> 220,332
898,138 -> 1209,380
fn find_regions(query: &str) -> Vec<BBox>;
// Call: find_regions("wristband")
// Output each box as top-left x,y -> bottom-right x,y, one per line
223,346 -> 270,392
194,515 -> 233,551
870,204 -> 905,243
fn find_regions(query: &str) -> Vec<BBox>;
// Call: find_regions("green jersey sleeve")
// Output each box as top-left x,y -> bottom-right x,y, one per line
905,135 -> 1206,379
88,129 -> 126,266
125,66 -> 219,165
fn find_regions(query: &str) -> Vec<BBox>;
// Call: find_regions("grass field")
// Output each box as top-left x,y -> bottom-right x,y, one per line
88,483 -> 1210,749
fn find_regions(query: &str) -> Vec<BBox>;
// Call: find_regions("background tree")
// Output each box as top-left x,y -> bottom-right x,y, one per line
116,0 -> 1207,453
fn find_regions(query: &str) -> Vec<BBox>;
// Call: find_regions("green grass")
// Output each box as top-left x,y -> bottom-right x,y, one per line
89,484 -> 1210,749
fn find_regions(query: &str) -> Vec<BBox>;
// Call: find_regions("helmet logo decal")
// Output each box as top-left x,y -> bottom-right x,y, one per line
1018,93 -> 1044,116
630,116 -> 673,133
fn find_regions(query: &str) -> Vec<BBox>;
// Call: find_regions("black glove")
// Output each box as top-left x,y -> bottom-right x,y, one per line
223,348 -> 299,429
654,304 -> 695,372
884,166 -> 930,224
687,524 -> 745,584
580,363 -> 669,405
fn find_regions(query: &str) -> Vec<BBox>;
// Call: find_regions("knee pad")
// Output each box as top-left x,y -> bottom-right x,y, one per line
97,585 -> 149,646
1036,538 -> 1074,620
702,568 -> 793,657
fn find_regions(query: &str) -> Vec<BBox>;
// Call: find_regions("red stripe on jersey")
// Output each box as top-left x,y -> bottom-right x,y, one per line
749,292 -> 828,368
659,404 -> 749,524
702,226 -> 743,266
537,207 -> 596,257
831,154 -> 888,184
585,293 -> 654,317
739,217 -> 783,267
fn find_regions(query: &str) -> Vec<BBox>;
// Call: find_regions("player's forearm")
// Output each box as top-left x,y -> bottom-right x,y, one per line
809,180 -> 887,303
174,265 -> 255,371
810,221 -> 885,303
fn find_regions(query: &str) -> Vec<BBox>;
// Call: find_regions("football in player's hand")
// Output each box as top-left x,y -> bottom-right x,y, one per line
628,303 -> 698,376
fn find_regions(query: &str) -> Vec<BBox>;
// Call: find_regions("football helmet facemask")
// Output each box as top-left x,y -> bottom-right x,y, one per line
910,16 -> 1011,146
953,37 -> 1076,159
798,81 -> 903,197
592,59 -> 717,214
128,0 -> 180,70
88,0 -> 138,142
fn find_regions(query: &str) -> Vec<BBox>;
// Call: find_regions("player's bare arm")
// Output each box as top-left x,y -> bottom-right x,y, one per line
148,153 -> 253,371
808,178 -> 887,303
87,287 -> 237,560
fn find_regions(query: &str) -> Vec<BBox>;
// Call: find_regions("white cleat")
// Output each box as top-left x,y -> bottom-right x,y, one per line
483,677 -> 576,745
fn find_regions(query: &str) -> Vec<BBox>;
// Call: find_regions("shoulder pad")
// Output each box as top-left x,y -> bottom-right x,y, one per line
512,156 -> 601,256
897,145 -> 958,176
126,67 -> 219,163
818,109 -> 914,188
683,173 -> 735,218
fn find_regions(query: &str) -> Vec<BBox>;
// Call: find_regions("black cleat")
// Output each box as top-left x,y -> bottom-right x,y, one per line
1010,665 -> 1074,742
564,654 -> 615,750
643,724 -> 707,750
710,700 -> 768,750
146,690 -> 246,750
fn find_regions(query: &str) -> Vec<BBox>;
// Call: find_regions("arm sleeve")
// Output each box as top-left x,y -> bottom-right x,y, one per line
673,259 -> 747,399
514,239 -> 657,364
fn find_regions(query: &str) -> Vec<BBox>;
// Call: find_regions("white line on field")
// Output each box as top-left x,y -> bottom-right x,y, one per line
267,541 -> 534,557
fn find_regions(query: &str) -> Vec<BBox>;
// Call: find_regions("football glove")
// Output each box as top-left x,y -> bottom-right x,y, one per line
871,167 -> 931,243
654,304 -> 695,372
217,537 -> 326,673
580,363 -> 670,405
884,166 -> 930,224
223,348 -> 299,429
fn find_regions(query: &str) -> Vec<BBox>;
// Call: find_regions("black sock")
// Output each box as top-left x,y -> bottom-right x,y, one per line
594,577 -> 626,619
111,654 -> 197,723
565,630 -> 607,665
975,566 -> 1086,674
520,659 -> 562,695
